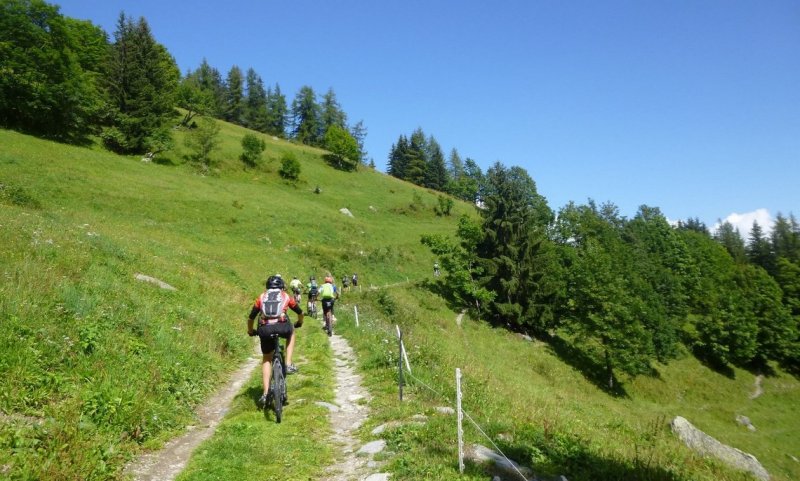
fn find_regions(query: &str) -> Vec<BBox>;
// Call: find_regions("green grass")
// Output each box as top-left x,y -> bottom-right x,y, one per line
1,123 -> 798,481
0,124 -> 459,480
333,285 -> 800,481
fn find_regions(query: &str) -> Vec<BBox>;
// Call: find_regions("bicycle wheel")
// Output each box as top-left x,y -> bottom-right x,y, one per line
272,357 -> 284,423
325,312 -> 332,337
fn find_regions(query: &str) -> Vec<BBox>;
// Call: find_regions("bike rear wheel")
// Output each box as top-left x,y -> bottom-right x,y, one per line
272,356 -> 284,423
324,311 -> 333,337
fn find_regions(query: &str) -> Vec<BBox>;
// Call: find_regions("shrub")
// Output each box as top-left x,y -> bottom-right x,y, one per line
279,152 -> 301,181
240,133 -> 265,168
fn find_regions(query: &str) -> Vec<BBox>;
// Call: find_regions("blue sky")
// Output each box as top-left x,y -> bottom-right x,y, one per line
55,0 -> 799,233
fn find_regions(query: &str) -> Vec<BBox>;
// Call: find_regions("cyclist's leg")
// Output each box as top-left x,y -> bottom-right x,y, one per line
283,324 -> 296,368
257,325 -> 279,398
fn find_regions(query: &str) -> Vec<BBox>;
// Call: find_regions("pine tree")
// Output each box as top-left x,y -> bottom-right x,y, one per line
103,13 -> 179,153
405,128 -> 428,186
714,221 -> 746,263
320,88 -> 347,131
350,120 -> 368,164
265,83 -> 287,137
387,136 -> 409,179
291,85 -> 322,146
244,68 -> 268,131
223,65 -> 244,124
747,221 -> 773,272
423,135 -> 448,191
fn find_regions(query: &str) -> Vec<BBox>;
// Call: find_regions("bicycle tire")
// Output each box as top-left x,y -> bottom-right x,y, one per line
272,356 -> 284,423
325,312 -> 332,337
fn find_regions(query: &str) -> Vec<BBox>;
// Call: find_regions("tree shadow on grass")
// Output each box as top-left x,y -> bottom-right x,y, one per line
691,347 -> 736,379
496,436 -> 689,481
545,335 -> 629,398
418,278 -> 471,319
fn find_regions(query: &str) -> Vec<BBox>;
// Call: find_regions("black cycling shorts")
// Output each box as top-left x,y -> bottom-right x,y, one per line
321,299 -> 335,314
257,322 -> 293,355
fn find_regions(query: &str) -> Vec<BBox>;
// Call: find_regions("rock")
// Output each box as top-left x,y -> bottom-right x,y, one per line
671,416 -> 769,481
358,440 -> 386,455
364,474 -> 390,481
735,414 -> 756,432
465,444 -> 534,480
134,273 -> 176,291
371,421 -> 403,435
340,208 -> 354,217
497,433 -> 513,443
369,205 -> 378,212
435,406 -> 455,415
315,401 -> 340,412
411,414 -> 428,422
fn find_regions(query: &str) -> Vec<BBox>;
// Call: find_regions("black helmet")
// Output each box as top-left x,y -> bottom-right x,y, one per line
266,275 -> 282,289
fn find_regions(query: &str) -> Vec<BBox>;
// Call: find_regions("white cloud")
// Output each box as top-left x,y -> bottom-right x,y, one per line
713,208 -> 773,237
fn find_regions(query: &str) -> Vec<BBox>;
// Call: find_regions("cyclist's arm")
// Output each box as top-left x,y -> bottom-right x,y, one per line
247,306 -> 259,334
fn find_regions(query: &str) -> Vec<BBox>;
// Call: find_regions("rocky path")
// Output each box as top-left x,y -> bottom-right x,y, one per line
124,344 -> 261,481
319,332 -> 388,481
750,374 -> 764,400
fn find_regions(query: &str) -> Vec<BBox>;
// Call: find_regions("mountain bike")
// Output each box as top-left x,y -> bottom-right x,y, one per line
307,295 -> 317,319
322,301 -> 334,337
250,331 -> 287,423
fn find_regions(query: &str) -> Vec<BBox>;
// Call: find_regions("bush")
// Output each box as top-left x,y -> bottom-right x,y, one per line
279,152 -> 301,181
240,133 -> 266,168
0,181 -> 41,209
184,118 -> 221,172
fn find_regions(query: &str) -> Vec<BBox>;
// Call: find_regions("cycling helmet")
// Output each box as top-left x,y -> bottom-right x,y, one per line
324,276 -> 333,283
266,275 -> 282,289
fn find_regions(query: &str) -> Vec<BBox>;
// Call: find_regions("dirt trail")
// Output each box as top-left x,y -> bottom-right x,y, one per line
455,309 -> 467,327
750,374 -> 764,400
320,332 -> 375,481
124,344 -> 260,481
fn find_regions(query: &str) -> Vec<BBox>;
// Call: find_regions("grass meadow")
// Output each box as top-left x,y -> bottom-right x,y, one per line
1,122 -> 798,480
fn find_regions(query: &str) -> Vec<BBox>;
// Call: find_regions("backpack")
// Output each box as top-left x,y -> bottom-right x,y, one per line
309,285 -> 319,298
320,283 -> 335,300
260,289 -> 285,322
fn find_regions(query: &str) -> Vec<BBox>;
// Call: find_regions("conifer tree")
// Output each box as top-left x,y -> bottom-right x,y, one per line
350,120 -> 368,164
424,135 -> 449,190
714,221 -> 746,263
321,88 -> 347,131
291,85 -> 322,146
265,83 -> 287,137
387,136 -> 409,179
747,221 -> 773,273
223,65 -> 244,124
405,128 -> 428,186
103,13 -> 179,153
244,68 -> 268,131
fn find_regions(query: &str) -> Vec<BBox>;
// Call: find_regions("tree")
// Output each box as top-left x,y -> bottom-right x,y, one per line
103,13 -> 179,154
324,125 -> 359,171
320,88 -> 347,131
387,136 -> 409,179
184,117 -> 220,172
177,73 -> 214,127
714,221 -> 746,263
350,120 -> 368,164
404,128 -> 428,186
771,213 -> 800,264
477,163 -> 561,334
244,68 -> 268,131
240,133 -> 265,168
265,83 -> 287,137
424,135 -> 449,191
747,221 -> 773,272
291,86 -> 322,146
223,65 -> 244,124
0,0 -> 103,142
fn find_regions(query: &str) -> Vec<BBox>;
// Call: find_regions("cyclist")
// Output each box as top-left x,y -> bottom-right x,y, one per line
247,275 -> 304,406
351,273 -> 358,287
319,275 -> 339,328
433,262 -> 440,277
289,276 -> 302,302
341,275 -> 350,292
307,276 -> 319,313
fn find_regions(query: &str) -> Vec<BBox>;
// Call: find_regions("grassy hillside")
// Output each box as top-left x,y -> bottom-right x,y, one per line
0,124 -> 462,480
1,122 -> 798,481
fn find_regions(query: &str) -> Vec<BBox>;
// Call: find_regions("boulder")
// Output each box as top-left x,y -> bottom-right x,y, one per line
134,273 -> 176,291
671,416 -> 769,480
735,414 -> 756,432
340,208 -> 354,217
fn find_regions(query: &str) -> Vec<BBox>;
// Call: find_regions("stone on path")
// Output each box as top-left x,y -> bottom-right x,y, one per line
364,474 -> 390,481
358,440 -> 386,456
671,416 -> 769,481
315,401 -> 340,412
